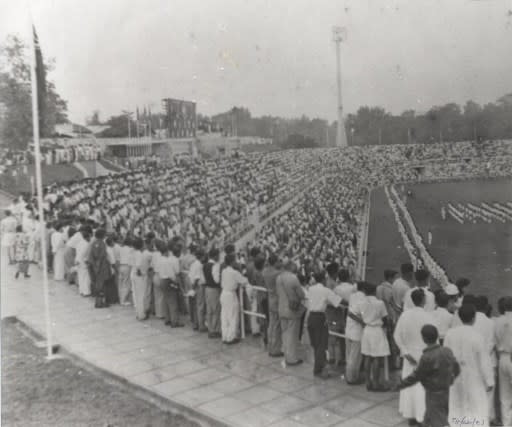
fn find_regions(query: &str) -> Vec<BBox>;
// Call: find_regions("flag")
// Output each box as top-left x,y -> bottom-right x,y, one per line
33,26 -> 46,137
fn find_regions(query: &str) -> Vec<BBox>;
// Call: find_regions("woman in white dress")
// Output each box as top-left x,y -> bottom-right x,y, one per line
75,230 -> 91,296
150,240 -> 167,319
51,223 -> 66,281
130,238 -> 151,320
360,283 -> 391,391
220,253 -> 249,344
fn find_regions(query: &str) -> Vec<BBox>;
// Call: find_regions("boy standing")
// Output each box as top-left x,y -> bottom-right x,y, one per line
399,324 -> 460,427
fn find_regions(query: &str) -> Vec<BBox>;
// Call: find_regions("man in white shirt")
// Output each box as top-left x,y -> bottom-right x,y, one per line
188,247 -> 206,331
432,291 -> 453,343
494,297 -> 512,426
306,270 -> 342,379
392,263 -> 414,318
1,210 -> 18,265
344,281 -> 367,384
394,289 -> 433,426
334,269 -> 355,304
444,304 -> 494,427
403,269 -> 435,312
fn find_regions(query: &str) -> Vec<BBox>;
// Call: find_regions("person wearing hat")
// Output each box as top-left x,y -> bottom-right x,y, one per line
403,269 -> 435,312
444,283 -> 460,313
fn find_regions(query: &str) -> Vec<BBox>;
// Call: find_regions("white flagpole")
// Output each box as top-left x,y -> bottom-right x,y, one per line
29,15 -> 54,358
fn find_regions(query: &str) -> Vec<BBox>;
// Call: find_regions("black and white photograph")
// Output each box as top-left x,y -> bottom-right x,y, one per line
1,1 -> 511,426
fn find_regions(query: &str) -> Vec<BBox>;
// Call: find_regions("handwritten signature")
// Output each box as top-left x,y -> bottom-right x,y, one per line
451,416 -> 487,427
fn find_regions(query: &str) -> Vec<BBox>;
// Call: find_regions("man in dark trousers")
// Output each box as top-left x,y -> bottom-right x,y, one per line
398,324 -> 460,427
306,270 -> 342,379
203,247 -> 221,338
263,253 -> 283,357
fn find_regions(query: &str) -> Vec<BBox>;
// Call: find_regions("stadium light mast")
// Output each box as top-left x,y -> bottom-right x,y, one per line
333,26 -> 348,148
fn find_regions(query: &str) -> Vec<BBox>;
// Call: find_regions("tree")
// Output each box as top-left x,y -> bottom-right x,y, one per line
99,114 -> 137,137
86,110 -> 101,126
0,34 -> 68,148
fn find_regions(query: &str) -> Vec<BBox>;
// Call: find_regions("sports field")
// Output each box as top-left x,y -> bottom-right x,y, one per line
366,178 -> 512,307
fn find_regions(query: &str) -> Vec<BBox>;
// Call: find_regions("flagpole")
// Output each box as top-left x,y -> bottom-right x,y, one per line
29,19 -> 54,358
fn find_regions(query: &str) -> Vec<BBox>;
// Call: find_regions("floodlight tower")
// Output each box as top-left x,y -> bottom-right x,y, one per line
332,26 -> 348,147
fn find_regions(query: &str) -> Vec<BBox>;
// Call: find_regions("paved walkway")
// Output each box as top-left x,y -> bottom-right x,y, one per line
1,257 -> 405,427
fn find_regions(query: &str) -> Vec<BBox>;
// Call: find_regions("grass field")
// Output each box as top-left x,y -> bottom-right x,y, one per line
366,178 -> 512,307
1,319 -> 199,427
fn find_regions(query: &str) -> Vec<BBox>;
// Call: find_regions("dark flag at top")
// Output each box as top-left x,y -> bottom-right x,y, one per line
33,26 -> 47,137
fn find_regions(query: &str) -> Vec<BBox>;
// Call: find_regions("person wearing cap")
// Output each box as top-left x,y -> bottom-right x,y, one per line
398,324 -> 460,427
305,270 -> 343,379
444,304 -> 494,427
392,263 -> 415,317
444,283 -> 460,313
403,269 -> 435,312
394,289 -> 434,426
494,296 -> 512,426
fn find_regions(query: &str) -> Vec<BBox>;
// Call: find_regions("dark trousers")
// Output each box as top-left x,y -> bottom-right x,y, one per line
425,389 -> 449,427
307,312 -> 329,375
163,285 -> 181,325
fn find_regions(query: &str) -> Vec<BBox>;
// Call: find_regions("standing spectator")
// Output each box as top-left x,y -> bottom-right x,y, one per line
360,282 -> 390,391
189,247 -> 206,331
399,325 -> 460,427
88,229 -> 110,308
118,237 -> 133,306
162,240 -> 183,327
0,210 -> 17,265
391,263 -> 414,317
394,289 -> 433,426
344,281 -> 367,384
51,223 -> 66,281
263,252 -> 283,357
13,225 -> 30,279
403,270 -> 435,312
444,304 -> 494,426
220,253 -> 249,344
305,270 -> 342,379
276,261 -> 306,366
151,240 -> 169,319
203,247 -> 221,338
75,229 -> 91,297
494,297 -> 512,426
432,292 -> 453,344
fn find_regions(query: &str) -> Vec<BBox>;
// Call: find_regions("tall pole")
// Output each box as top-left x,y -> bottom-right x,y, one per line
333,26 -> 348,147
29,19 -> 53,359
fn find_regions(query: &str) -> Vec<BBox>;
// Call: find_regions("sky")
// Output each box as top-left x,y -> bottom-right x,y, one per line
1,0 -> 512,124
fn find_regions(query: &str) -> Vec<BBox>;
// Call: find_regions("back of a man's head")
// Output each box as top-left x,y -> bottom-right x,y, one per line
421,324 -> 439,345
415,269 -> 430,287
268,253 -> 279,267
338,269 -> 350,283
411,288 -> 425,307
475,295 -> 489,313
458,304 -> 476,325
314,270 -> 326,285
435,291 -> 449,309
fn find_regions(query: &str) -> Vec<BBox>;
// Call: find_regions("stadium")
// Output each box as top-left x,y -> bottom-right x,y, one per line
2,1 -> 512,427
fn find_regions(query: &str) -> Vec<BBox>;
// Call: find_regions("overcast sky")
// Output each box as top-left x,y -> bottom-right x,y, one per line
1,0 -> 512,124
